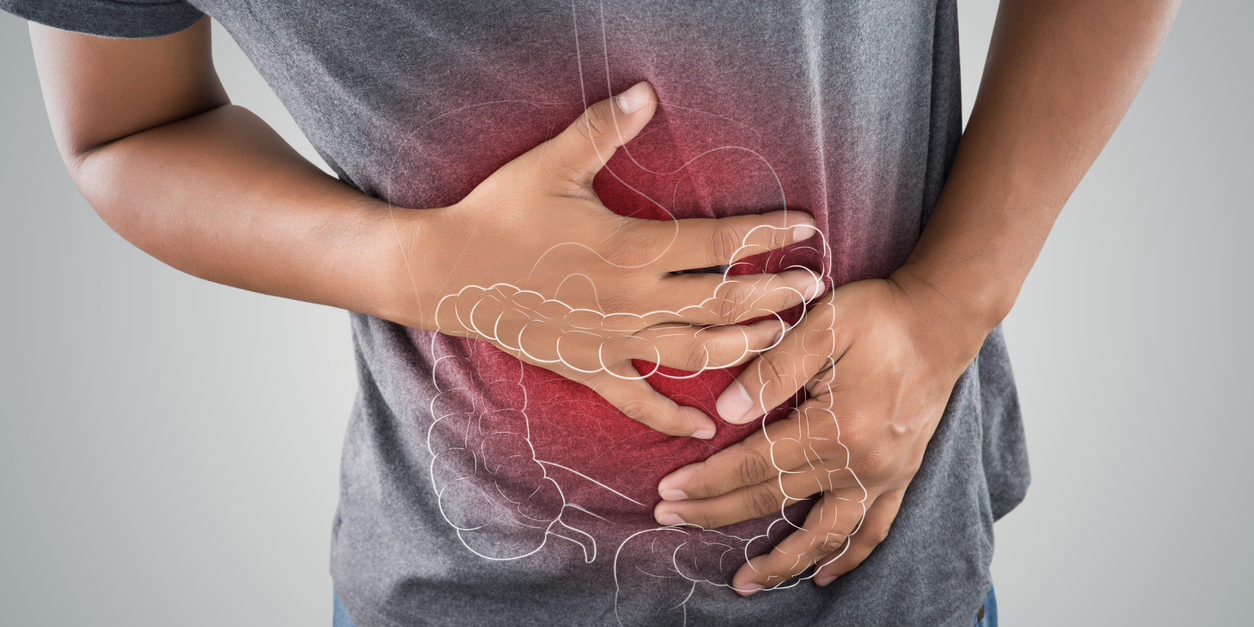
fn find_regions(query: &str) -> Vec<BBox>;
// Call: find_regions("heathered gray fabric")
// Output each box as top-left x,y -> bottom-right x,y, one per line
6,2 -> 1031,625
0,0 -> 202,39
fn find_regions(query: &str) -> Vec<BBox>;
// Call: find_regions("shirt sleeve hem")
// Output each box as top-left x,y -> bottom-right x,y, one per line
0,0 -> 205,39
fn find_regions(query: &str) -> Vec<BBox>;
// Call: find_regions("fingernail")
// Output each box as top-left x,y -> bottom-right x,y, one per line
716,380 -> 754,423
815,575 -> 836,587
615,81 -> 650,113
692,425 -> 715,440
804,278 -> 825,301
656,511 -> 685,526
772,322 -> 786,345
790,224 -> 812,243
660,488 -> 688,501
658,468 -> 691,498
736,583 -> 763,597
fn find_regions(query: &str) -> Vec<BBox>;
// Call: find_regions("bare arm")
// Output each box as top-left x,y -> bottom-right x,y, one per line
898,0 -> 1182,339
29,20 -> 819,438
30,19 -> 403,320
653,0 -> 1181,592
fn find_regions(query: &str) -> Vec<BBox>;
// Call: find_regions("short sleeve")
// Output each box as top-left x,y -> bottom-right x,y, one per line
0,0 -> 205,39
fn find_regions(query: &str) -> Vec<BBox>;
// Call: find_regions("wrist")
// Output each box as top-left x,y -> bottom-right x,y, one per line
364,203 -> 448,331
887,262 -> 1011,360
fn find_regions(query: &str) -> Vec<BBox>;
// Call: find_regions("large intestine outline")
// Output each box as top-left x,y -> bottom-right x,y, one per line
381,0 -> 863,623
610,507 -> 871,626
426,343 -> 585,562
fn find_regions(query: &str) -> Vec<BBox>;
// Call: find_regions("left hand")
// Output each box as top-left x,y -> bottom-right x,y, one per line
651,267 -> 992,594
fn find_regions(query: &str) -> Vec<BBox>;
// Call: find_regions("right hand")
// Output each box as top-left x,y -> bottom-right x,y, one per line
389,81 -> 823,439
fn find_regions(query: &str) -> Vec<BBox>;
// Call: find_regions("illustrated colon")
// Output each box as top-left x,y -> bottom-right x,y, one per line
395,88 -> 827,608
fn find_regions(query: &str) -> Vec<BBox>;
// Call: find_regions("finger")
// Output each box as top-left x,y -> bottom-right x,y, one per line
812,490 -> 905,586
654,269 -> 824,326
629,211 -> 819,272
582,361 -> 717,439
534,81 -> 658,187
656,401 -> 844,501
716,297 -> 837,424
620,318 -> 786,373
653,466 -> 860,530
731,491 -> 868,595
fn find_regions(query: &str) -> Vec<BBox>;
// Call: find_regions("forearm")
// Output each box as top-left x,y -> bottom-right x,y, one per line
66,103 -> 425,326
898,0 -> 1179,335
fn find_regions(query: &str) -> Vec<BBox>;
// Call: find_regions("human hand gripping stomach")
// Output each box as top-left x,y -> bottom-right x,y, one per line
381,81 -> 823,439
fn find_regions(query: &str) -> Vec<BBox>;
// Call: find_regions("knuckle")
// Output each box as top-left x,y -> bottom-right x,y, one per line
581,105 -> 612,142
815,530 -> 849,556
754,353 -> 790,391
618,399 -> 687,437
617,398 -> 656,424
531,142 -> 580,188
698,328 -> 745,366
737,450 -> 771,486
709,223 -> 745,265
678,339 -> 711,372
746,484 -> 781,516
714,283 -> 750,323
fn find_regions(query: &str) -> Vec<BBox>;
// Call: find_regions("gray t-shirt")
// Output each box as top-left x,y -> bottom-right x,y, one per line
3,1 -> 1031,624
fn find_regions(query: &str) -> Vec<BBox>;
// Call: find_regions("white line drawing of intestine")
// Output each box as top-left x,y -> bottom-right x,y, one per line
611,522 -> 777,625
378,1 -> 861,623
428,338 -> 633,564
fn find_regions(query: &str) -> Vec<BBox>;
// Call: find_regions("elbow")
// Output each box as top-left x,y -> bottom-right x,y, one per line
55,103 -> 233,247
63,143 -> 150,248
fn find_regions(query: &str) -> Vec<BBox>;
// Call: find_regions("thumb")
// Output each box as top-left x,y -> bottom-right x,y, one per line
541,81 -> 657,185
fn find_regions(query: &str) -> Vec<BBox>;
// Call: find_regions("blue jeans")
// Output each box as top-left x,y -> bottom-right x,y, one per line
333,588 -> 357,627
974,584 -> 999,627
332,584 -> 998,626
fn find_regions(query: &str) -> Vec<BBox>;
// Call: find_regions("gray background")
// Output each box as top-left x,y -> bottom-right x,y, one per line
0,3 -> 1248,625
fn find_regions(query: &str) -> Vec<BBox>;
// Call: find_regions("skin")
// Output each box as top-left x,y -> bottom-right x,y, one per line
27,0 -> 1179,602
651,0 -> 1181,594
28,24 -> 817,440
